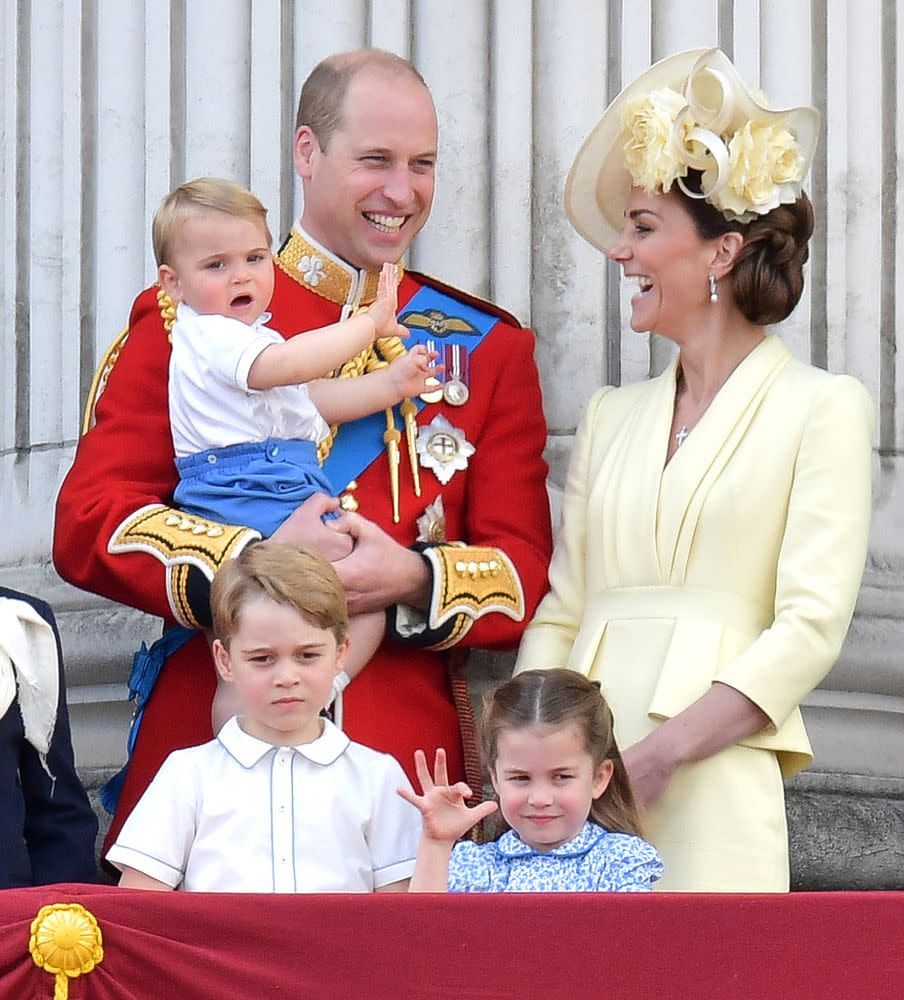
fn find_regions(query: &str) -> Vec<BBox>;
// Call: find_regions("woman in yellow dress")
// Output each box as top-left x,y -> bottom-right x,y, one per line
515,48 -> 873,891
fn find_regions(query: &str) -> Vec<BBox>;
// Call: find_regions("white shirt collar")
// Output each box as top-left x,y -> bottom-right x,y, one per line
175,301 -> 272,327
217,715 -> 350,768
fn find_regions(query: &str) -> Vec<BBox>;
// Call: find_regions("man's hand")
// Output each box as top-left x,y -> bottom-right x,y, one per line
270,492 -> 353,562
330,510 -> 431,614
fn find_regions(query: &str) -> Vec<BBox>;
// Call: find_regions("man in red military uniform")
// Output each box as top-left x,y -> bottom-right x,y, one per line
53,49 -> 552,852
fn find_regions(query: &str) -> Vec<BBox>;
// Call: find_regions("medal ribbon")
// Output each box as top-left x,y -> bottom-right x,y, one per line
321,284 -> 501,491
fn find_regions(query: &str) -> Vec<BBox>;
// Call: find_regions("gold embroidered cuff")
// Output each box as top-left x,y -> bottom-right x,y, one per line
108,504 -> 261,626
422,544 -> 525,646
424,613 -> 473,652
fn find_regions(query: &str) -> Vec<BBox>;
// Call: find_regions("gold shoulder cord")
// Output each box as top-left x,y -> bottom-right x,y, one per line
157,286 -> 177,337
312,325 -> 418,523
274,249 -> 419,521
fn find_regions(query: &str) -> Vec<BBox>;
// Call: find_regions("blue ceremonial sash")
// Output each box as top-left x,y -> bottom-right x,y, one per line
321,283 -> 502,490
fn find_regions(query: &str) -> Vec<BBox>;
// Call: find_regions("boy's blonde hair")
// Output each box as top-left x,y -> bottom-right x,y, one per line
211,542 -> 349,648
152,176 -> 272,267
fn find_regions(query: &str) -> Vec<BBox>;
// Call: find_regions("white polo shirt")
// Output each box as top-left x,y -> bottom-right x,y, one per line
106,717 -> 419,892
168,303 -> 329,458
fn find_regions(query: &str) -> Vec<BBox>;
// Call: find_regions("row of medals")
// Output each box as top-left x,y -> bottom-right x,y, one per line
420,340 -> 469,407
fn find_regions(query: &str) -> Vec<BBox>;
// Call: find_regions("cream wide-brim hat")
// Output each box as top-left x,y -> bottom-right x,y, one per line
564,47 -> 820,252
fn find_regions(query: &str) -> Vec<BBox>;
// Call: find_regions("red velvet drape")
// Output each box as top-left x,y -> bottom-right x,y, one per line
1,884 -> 901,999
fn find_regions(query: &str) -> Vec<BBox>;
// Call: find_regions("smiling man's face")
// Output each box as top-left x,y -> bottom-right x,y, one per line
294,67 -> 438,272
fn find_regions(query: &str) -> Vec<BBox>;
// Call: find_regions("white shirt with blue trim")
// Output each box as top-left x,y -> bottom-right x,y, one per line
168,303 -> 329,458
447,821 -> 663,893
107,716 -> 419,892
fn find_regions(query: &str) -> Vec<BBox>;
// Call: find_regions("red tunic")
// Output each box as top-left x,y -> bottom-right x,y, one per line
53,239 -> 552,852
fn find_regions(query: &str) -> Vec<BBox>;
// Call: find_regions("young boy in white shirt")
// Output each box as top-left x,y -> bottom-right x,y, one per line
106,541 -> 420,892
153,177 -> 436,731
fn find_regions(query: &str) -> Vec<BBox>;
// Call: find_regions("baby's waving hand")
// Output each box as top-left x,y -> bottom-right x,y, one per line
367,262 -> 410,340
388,344 -> 442,400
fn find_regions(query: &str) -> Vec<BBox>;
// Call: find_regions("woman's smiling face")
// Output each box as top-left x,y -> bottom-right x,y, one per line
607,186 -> 720,338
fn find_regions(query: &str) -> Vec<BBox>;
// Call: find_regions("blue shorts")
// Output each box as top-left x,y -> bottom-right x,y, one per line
174,438 -> 335,538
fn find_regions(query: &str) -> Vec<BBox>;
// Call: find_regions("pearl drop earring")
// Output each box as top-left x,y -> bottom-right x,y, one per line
709,274 -> 718,303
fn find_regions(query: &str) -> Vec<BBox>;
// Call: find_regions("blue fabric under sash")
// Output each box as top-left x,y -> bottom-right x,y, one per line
99,624 -> 196,813
321,283 -> 502,490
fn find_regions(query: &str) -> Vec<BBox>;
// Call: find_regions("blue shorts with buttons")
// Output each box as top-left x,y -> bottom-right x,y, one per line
174,439 -> 335,538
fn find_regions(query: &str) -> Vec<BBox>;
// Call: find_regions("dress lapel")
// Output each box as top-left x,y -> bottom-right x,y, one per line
657,336 -> 791,580
590,365 -> 677,583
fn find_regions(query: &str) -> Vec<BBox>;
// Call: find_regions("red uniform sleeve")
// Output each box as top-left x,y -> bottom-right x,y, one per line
448,321 -> 552,649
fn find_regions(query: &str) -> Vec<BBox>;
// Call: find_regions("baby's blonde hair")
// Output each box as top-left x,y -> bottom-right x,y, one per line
152,176 -> 272,267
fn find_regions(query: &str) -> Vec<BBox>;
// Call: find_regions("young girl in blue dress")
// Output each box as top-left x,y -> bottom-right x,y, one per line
400,668 -> 662,892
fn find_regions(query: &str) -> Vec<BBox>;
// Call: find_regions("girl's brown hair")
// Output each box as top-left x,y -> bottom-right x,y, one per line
481,668 -> 643,838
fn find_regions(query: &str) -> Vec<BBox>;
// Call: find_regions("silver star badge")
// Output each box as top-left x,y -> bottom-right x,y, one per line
416,495 -> 447,543
416,414 -> 475,486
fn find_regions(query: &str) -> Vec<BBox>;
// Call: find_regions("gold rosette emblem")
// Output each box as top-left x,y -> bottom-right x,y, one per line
29,903 -> 104,998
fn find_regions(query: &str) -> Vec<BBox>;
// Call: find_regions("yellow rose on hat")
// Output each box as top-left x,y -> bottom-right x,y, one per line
708,120 -> 805,221
565,48 -> 820,251
623,88 -> 691,193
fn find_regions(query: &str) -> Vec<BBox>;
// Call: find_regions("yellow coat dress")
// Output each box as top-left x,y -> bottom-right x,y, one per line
515,336 -> 873,891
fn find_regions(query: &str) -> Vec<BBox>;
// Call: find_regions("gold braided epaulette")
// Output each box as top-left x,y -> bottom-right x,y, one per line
157,285 -> 177,336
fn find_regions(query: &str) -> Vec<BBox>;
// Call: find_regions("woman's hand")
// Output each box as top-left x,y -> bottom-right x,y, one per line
621,736 -> 681,811
398,748 -> 498,845
622,682 -> 772,810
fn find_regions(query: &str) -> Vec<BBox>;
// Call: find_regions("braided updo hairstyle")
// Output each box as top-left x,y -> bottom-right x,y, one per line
677,171 -> 815,326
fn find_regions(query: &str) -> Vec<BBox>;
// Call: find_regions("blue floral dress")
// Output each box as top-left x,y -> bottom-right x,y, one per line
447,822 -> 662,892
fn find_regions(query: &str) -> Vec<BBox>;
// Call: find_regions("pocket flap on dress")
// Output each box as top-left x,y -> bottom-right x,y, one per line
647,619 -> 723,721
566,619 -> 610,678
